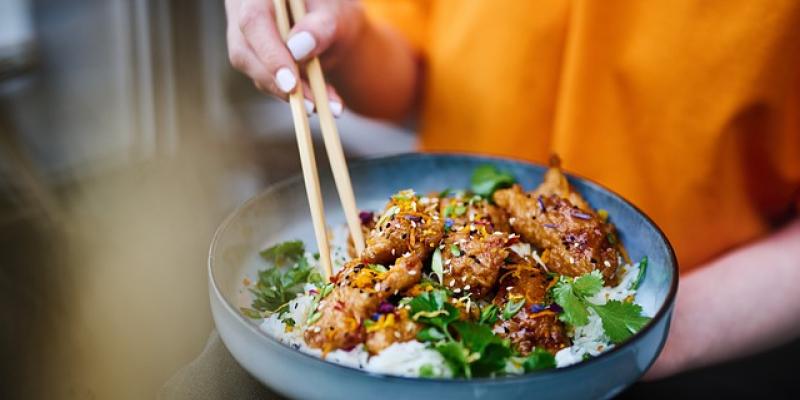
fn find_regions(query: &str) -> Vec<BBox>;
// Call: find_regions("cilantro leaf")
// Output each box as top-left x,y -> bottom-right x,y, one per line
435,341 -> 472,378
408,290 -> 459,336
551,277 -> 590,326
450,244 -> 461,257
470,165 -> 517,198
417,326 -> 447,342
502,298 -> 526,320
419,364 -> 436,378
259,240 -> 305,266
522,348 -> 556,371
589,300 -> 651,343
452,321 -> 512,376
573,270 -> 603,297
246,241 -> 323,318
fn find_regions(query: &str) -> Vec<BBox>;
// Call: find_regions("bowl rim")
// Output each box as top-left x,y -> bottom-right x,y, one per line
208,152 -> 679,384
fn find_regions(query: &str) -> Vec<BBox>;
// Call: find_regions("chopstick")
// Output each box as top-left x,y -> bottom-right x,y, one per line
272,0 -> 333,279
285,0 -> 366,255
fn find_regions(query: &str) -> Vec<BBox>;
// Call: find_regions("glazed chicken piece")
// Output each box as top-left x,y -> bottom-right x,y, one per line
493,262 -> 569,355
362,190 -> 444,265
440,229 -> 512,299
305,191 -> 444,352
439,195 -> 511,233
437,195 -> 512,299
365,308 -> 421,354
493,163 -> 622,283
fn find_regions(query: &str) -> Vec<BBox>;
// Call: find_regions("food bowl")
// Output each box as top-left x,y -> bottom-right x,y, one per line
208,153 -> 678,400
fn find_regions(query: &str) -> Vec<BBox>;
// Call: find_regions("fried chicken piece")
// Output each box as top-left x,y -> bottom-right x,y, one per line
436,195 -> 513,299
533,156 -> 591,211
365,308 -> 421,354
363,190 -> 444,265
441,230 -> 512,299
305,191 -> 444,352
439,195 -> 511,233
494,184 -> 621,283
493,263 -> 569,354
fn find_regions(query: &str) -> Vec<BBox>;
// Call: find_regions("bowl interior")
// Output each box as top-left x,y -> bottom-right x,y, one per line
210,153 -> 677,374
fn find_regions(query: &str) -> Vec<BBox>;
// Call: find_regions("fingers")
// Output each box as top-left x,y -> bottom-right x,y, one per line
234,0 -> 299,97
301,83 -> 344,118
285,0 -> 356,62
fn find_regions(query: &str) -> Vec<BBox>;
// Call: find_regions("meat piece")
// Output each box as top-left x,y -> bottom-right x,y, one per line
441,230 -> 512,299
436,195 -> 512,299
494,185 -> 621,283
304,252 -> 430,352
365,308 -> 421,354
363,190 -> 444,265
493,263 -> 569,354
533,155 -> 591,211
439,195 -> 511,233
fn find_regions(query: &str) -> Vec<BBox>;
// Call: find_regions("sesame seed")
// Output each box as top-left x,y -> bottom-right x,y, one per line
409,270 -> 417,275
464,285 -> 471,290
604,260 -> 611,267
509,217 -> 517,224
453,288 -> 462,293
449,279 -> 456,287
569,257 -> 575,264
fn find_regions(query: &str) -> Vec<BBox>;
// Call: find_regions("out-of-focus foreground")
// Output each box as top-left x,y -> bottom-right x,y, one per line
0,1 -> 412,399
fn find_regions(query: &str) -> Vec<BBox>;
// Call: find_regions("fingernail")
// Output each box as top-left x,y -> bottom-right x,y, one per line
287,31 -> 316,60
329,101 -> 343,118
275,68 -> 297,93
304,99 -> 315,115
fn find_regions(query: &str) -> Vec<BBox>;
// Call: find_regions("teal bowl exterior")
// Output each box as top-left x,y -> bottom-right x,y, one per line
209,153 -> 678,400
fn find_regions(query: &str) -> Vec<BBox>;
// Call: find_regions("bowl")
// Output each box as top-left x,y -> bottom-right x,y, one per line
209,153 -> 678,400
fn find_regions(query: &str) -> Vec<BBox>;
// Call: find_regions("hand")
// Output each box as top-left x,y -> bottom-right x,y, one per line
225,0 -> 366,113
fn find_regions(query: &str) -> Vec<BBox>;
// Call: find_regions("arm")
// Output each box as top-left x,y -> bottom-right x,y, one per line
225,0 -> 420,121
645,217 -> 800,379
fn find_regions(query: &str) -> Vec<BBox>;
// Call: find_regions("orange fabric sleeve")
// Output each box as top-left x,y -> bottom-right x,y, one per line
362,0 -> 431,55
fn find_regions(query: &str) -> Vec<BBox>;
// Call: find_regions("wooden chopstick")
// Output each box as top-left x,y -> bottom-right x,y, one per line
273,0 -> 333,279
286,0 -> 366,255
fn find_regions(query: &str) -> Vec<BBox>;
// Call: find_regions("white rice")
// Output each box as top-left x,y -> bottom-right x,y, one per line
257,252 -> 648,376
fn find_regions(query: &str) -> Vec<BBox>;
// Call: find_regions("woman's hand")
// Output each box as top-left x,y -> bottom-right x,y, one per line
225,0 -> 366,113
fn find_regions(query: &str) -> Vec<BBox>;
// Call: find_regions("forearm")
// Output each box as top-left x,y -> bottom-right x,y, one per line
328,19 -> 421,121
646,217 -> 800,379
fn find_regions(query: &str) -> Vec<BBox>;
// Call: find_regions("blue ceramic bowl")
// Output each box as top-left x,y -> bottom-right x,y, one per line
209,153 -> 678,400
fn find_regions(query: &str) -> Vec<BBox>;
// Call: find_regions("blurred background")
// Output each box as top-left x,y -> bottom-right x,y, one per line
1,1 -> 797,399
0,0 -> 412,398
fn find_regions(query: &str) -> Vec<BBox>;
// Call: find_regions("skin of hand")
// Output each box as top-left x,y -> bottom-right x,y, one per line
225,0 -> 420,120
644,217 -> 800,380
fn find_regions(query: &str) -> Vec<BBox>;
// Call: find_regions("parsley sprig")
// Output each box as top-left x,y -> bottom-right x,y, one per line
550,270 -> 651,343
241,240 -> 324,319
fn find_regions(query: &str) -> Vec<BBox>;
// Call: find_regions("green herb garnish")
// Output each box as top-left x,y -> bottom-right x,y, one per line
470,165 -> 516,198
259,240 -> 305,266
551,270 -> 651,343
631,256 -> 647,290
521,348 -> 556,371
244,241 -> 320,318
449,244 -> 461,257
430,248 -> 444,285
478,304 -> 498,325
502,298 -> 526,320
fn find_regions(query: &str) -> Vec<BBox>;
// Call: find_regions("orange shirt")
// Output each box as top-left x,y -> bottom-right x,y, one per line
364,0 -> 800,272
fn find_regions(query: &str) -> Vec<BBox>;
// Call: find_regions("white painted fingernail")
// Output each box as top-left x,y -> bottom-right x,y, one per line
287,31 -> 316,60
304,99 -> 315,115
329,101 -> 343,118
275,68 -> 296,93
